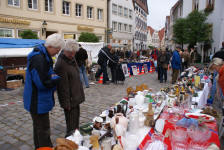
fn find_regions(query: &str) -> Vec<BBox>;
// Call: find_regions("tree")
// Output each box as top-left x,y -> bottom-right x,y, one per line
173,18 -> 188,49
78,32 -> 99,43
20,30 -> 38,39
185,10 -> 212,46
185,11 -> 212,63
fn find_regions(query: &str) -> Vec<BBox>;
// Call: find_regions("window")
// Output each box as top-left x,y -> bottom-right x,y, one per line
28,0 -> 38,10
112,4 -> 117,15
129,25 -> 132,32
118,6 -> 123,16
112,21 -> 117,31
75,4 -> 82,17
124,24 -> 127,32
64,33 -> 76,39
124,7 -> 128,17
45,0 -> 53,12
62,1 -> 70,15
97,9 -> 103,20
206,0 -> 215,9
0,28 -> 14,38
87,6 -> 93,19
192,0 -> 199,11
8,0 -> 20,7
118,23 -> 122,31
17,29 -> 39,38
129,9 -> 132,19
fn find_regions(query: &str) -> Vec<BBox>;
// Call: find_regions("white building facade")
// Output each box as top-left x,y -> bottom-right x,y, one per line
108,0 -> 135,50
133,0 -> 148,51
167,0 -> 224,53
147,26 -> 154,48
151,31 -> 160,48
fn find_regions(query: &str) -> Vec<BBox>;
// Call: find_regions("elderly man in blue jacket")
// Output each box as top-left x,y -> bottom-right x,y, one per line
171,46 -> 182,84
23,34 -> 65,149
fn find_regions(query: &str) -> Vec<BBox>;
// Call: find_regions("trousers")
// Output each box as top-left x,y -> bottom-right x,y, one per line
172,69 -> 180,84
159,67 -> 167,82
79,65 -> 89,87
31,113 -> 52,149
64,105 -> 80,137
95,62 -> 109,83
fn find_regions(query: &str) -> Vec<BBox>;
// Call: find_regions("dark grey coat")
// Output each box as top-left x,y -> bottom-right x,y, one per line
54,52 -> 85,109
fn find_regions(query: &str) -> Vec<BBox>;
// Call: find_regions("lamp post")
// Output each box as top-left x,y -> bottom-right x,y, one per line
42,20 -> 47,39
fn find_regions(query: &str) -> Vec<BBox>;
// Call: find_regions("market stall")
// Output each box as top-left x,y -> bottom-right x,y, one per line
60,66 -> 221,150
127,62 -> 152,75
78,42 -> 104,64
0,38 -> 45,89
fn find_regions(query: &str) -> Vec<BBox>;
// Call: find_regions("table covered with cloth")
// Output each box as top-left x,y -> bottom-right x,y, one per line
137,110 -> 220,150
127,62 -> 152,75
192,83 -> 210,109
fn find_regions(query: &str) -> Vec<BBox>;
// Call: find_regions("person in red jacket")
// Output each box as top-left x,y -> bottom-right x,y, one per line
209,58 -> 224,132
151,48 -> 158,61
209,58 -> 224,94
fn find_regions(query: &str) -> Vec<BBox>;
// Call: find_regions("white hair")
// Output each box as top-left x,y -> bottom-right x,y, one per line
211,58 -> 223,66
45,33 -> 65,49
209,58 -> 224,72
64,39 -> 79,52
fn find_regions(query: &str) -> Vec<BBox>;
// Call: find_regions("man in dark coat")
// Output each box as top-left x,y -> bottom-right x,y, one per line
108,49 -> 119,83
95,45 -> 113,84
23,34 -> 64,149
75,45 -> 89,88
158,49 -> 169,83
54,40 -> 85,137
213,41 -> 224,60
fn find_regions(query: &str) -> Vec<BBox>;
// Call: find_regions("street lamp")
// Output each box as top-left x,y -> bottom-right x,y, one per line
42,20 -> 47,36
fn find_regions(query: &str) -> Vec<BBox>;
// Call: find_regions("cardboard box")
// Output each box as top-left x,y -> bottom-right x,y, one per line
6,80 -> 22,89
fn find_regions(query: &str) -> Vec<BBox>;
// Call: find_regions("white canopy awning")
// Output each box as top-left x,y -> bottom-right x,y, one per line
0,48 -> 33,58
79,42 -> 104,63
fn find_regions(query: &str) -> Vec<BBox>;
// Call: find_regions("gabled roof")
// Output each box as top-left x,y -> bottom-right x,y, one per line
171,0 -> 181,12
133,0 -> 149,14
158,28 -> 165,41
147,26 -> 155,36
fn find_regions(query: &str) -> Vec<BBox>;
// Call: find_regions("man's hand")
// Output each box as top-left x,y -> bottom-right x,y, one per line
51,74 -> 61,80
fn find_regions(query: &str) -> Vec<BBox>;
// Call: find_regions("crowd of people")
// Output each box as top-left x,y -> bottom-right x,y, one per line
23,33 -> 224,149
151,46 -> 194,84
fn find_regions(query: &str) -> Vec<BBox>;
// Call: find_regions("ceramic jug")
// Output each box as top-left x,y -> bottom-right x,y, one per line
110,113 -> 128,131
135,93 -> 145,106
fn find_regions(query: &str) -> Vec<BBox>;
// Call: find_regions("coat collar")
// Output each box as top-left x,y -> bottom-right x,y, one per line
60,50 -> 76,65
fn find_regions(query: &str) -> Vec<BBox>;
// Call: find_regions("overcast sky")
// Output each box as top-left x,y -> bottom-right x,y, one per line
147,0 -> 178,30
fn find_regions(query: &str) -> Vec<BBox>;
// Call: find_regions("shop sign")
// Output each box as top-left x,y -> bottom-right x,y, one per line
77,26 -> 94,32
0,17 -> 30,25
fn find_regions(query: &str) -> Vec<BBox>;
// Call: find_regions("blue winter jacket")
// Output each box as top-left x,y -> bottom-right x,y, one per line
23,44 -> 60,114
171,50 -> 181,70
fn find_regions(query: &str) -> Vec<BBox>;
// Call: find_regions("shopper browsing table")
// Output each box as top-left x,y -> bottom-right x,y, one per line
54,39 -> 85,137
23,34 -> 65,149
209,58 -> 224,137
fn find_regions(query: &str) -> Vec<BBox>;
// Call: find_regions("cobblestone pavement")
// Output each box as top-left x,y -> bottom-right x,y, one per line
0,72 -> 222,149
